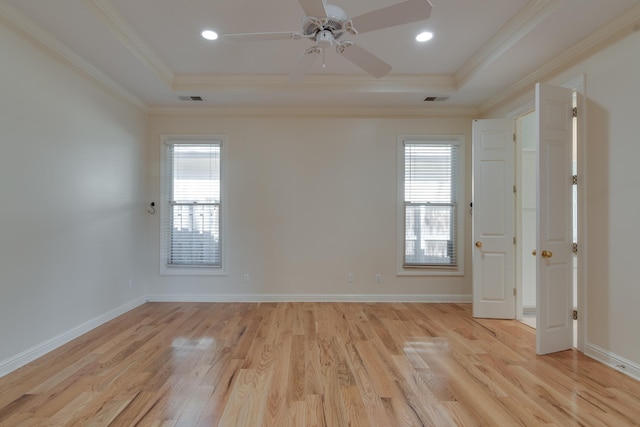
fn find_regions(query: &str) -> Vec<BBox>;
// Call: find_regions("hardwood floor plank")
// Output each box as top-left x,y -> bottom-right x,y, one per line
1,302 -> 640,426
192,358 -> 242,426
341,385 -> 370,427
287,334 -> 306,402
217,368 -> 271,427
263,334 -> 292,427
304,394 -> 326,427
67,396 -> 130,427
438,401 -> 481,427
304,339 -> 323,396
354,340 -> 397,398
173,386 -> 214,427
389,355 -> 442,426
341,340 -> 379,407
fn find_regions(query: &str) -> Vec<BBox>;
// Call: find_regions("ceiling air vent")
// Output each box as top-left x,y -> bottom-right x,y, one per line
424,96 -> 449,102
179,95 -> 205,101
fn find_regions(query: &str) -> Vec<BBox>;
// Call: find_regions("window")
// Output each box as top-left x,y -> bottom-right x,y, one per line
398,136 -> 464,275
161,136 -> 226,275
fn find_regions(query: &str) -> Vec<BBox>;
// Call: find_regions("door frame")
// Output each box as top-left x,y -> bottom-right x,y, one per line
514,111 -> 535,323
506,75 -> 586,353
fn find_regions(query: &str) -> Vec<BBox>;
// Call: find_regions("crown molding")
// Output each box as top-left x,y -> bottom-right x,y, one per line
84,0 -> 174,86
147,105 -> 478,118
172,73 -> 458,94
455,0 -> 563,88
7,0 -> 635,116
0,1 -> 147,111
479,1 -> 640,113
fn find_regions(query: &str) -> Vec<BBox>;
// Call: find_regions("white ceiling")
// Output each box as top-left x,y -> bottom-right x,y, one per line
2,0 -> 639,112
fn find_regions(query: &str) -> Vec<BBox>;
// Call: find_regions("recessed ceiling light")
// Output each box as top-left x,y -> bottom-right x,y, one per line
201,30 -> 218,41
416,31 -> 433,42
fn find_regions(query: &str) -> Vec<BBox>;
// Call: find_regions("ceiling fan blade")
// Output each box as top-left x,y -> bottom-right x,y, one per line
350,0 -> 432,34
298,0 -> 328,18
222,32 -> 302,42
338,43 -> 391,78
289,47 -> 321,83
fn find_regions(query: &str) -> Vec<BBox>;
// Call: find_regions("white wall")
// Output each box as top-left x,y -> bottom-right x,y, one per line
147,115 -> 473,301
0,19 -> 148,369
484,29 -> 640,372
581,30 -> 640,369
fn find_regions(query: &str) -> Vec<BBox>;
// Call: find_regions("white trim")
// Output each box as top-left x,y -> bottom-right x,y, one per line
514,113 -> 529,321
584,342 -> 640,381
507,100 -> 535,120
0,297 -> 146,378
455,0 -> 562,88
0,1 -> 147,111
396,135 -> 466,276
148,106 -> 479,119
172,73 -> 457,94
480,2 -> 640,114
147,294 -> 472,303
159,135 -> 229,276
564,74 -> 587,354
85,0 -> 174,86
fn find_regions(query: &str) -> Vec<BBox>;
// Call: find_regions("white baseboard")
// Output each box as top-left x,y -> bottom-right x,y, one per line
146,293 -> 472,303
0,297 -> 146,378
584,342 -> 640,381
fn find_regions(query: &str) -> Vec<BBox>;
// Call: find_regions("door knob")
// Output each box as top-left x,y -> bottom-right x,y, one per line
541,250 -> 553,258
475,241 -> 483,248
532,250 -> 537,256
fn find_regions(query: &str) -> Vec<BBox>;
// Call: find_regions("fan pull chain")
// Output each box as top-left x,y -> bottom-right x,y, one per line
322,48 -> 326,68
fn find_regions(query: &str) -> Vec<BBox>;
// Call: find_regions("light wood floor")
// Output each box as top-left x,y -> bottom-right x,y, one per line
1,303 -> 639,426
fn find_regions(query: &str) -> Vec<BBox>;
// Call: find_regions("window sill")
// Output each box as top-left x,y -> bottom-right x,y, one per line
160,265 -> 227,276
396,267 -> 464,277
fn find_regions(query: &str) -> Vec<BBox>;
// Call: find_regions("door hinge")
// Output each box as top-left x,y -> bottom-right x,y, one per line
513,237 -> 517,245
573,175 -> 578,185
572,107 -> 578,118
573,243 -> 578,254
573,309 -> 578,320
513,133 -> 516,142
513,185 -> 517,193
513,288 -> 517,297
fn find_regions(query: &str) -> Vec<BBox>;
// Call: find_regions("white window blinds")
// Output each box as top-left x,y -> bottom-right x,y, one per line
165,141 -> 222,267
404,141 -> 459,267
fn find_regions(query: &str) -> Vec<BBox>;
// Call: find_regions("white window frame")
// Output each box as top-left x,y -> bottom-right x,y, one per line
160,135 -> 228,276
397,135 -> 465,276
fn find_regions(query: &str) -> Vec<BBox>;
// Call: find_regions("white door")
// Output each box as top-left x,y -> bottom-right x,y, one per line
535,83 -> 574,354
472,119 -> 516,319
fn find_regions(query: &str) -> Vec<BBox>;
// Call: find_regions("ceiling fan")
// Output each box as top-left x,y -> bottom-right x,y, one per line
222,0 -> 432,82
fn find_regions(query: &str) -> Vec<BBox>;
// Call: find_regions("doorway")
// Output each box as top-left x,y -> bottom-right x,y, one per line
516,111 -> 538,328
473,81 -> 582,354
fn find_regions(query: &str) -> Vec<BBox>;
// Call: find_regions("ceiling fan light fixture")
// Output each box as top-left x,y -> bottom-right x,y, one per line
416,31 -> 433,42
316,29 -> 335,48
201,30 -> 219,41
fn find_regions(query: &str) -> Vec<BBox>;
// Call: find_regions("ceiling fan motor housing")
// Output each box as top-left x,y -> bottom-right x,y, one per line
302,4 -> 347,40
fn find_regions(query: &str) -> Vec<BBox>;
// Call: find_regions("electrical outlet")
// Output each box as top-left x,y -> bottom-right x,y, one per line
348,273 -> 354,283
243,274 -> 250,284
375,274 -> 382,283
